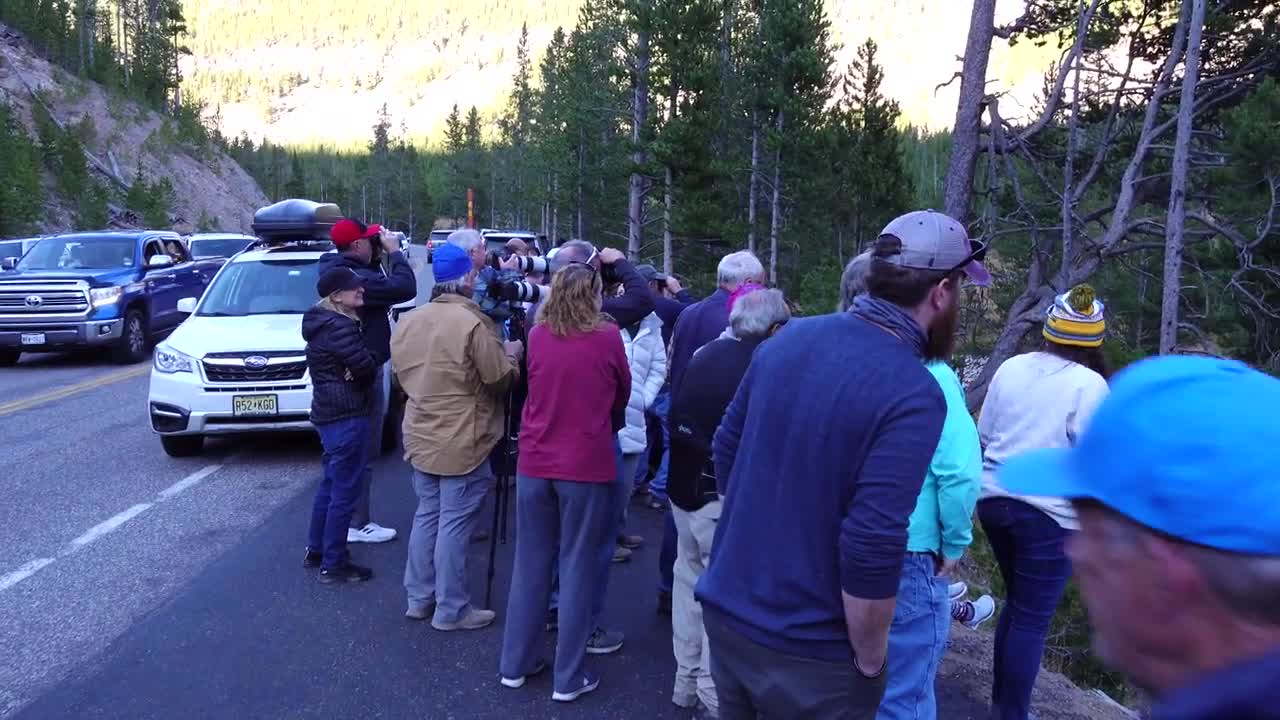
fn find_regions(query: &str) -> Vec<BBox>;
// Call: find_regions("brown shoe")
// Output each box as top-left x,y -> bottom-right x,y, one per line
617,533 -> 644,549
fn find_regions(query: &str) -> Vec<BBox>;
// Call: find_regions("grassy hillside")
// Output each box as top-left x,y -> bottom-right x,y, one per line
182,0 -> 1058,148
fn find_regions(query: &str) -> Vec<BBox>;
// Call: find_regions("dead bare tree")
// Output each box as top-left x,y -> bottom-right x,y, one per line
627,21 -> 650,262
1159,0 -> 1207,355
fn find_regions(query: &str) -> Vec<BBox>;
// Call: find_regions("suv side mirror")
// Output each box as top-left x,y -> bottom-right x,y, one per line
1,257 -> 17,270
147,254 -> 175,269
176,297 -> 198,314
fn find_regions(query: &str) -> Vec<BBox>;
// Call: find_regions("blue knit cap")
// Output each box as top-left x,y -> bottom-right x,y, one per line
433,243 -> 472,284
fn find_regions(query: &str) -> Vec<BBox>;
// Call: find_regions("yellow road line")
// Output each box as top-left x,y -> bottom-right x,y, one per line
0,364 -> 150,417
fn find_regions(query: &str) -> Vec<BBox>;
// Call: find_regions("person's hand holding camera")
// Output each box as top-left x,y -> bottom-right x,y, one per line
378,228 -> 401,256
598,248 -> 625,265
664,276 -> 683,297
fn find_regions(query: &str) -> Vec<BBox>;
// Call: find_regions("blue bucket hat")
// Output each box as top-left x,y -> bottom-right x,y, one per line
999,355 -> 1280,554
432,243 -> 472,284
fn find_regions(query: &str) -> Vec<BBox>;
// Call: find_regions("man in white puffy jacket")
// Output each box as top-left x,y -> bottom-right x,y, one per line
615,310 -> 668,560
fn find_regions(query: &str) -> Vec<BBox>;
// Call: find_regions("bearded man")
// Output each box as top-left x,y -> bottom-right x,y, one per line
696,211 -> 988,720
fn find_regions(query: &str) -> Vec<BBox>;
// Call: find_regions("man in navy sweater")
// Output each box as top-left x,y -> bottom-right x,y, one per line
697,210 -> 989,719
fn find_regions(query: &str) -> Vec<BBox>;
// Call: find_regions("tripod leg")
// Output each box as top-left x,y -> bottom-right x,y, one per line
485,477 -> 503,609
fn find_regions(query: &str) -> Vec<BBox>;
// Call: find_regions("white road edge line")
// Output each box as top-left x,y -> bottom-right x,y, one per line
2,461 -> 229,592
0,558 -> 56,592
66,503 -> 153,550
158,464 -> 222,500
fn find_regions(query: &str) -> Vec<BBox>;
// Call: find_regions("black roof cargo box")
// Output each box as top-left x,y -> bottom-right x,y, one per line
251,199 -> 342,241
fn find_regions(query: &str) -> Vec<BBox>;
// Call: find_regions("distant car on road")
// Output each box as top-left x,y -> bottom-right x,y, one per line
480,228 -> 546,256
0,237 -> 42,264
423,228 -> 454,261
0,231 -> 220,366
185,233 -> 257,261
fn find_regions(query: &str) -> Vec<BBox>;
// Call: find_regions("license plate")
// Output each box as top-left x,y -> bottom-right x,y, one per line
20,333 -> 45,346
233,394 -> 278,416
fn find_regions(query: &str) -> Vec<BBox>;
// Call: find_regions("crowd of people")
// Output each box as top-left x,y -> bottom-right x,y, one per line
301,209 -> 1280,720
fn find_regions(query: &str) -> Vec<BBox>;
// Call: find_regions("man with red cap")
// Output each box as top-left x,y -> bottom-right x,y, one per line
318,217 -> 417,544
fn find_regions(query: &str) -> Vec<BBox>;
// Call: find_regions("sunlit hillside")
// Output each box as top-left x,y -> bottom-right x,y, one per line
181,0 -> 1058,148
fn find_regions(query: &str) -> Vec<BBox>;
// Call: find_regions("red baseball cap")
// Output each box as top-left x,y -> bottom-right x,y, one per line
331,218 -> 382,248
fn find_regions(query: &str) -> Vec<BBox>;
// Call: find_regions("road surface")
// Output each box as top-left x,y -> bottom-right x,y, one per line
0,344 -> 998,719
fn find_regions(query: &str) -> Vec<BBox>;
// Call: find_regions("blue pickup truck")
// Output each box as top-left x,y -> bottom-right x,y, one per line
0,231 -> 221,365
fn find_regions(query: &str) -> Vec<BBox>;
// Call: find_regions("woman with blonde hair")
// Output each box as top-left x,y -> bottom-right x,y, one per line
499,263 -> 632,703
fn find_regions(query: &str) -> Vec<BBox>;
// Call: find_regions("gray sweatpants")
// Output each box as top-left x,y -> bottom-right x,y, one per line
500,475 -> 612,695
403,461 -> 491,624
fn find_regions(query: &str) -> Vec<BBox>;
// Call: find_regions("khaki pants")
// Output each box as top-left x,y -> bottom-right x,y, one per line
672,500 -> 721,713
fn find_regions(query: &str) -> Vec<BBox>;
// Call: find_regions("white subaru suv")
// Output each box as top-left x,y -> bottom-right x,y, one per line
147,240 -> 397,457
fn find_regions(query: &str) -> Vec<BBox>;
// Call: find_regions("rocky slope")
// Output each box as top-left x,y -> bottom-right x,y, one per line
0,24 -> 267,234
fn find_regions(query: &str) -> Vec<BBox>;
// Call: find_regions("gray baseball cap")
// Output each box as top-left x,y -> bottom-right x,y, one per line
878,210 -> 991,287
635,264 -> 668,283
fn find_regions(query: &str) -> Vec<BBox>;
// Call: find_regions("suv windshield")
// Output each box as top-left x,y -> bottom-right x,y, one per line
197,258 -> 320,317
189,237 -> 254,259
18,236 -> 136,270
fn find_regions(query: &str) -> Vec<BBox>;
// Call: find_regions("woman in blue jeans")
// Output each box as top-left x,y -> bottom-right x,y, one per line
976,285 -> 1111,720
302,267 -> 380,584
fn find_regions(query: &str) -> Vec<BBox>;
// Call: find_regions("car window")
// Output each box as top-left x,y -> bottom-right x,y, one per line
164,238 -> 191,264
189,237 -> 253,259
17,236 -> 137,270
197,259 -> 320,317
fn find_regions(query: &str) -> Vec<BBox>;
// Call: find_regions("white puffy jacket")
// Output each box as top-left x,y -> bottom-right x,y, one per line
618,312 -> 668,455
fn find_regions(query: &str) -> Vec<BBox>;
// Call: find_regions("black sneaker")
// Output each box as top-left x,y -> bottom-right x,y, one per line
303,548 -> 322,569
318,562 -> 373,584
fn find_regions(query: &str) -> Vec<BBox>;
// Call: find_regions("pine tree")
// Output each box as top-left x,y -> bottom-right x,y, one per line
0,101 -> 44,235
283,152 -> 307,198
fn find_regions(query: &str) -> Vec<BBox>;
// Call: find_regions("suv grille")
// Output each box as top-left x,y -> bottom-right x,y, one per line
0,281 -> 90,314
202,351 -> 307,383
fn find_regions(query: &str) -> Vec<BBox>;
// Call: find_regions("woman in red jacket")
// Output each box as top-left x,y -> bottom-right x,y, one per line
498,262 -> 631,704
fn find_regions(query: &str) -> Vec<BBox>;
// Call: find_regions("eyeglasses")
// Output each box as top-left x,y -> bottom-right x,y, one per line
567,260 -> 597,274
947,238 -> 989,276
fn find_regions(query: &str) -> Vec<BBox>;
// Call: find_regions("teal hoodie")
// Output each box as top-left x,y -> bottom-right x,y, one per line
907,362 -> 983,560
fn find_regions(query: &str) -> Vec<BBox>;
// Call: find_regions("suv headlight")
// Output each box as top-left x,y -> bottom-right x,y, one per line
154,345 -> 194,374
90,286 -> 123,307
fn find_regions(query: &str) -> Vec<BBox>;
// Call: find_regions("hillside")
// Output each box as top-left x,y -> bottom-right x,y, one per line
182,0 -> 1059,147
0,24 -> 267,235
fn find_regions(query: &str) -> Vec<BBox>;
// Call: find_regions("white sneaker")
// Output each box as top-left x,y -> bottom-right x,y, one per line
964,595 -> 997,630
348,523 -> 396,544
948,581 -> 968,602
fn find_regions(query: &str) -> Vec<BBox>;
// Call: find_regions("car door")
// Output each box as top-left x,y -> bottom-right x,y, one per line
143,238 -> 182,330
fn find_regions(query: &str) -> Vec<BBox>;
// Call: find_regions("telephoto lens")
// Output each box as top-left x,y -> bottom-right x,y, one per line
515,255 -> 549,275
489,278 -> 543,304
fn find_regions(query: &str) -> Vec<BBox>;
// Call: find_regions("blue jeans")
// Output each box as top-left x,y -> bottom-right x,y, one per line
979,498 -> 1074,720
649,389 -> 671,499
309,416 -> 371,569
351,366 -> 388,528
659,507 -> 677,593
500,475 -> 612,694
877,553 -> 951,720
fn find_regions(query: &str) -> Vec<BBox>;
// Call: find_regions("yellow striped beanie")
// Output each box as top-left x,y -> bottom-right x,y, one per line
1043,284 -> 1106,348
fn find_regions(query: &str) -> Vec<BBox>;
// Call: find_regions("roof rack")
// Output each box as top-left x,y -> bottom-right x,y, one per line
245,237 -> 334,253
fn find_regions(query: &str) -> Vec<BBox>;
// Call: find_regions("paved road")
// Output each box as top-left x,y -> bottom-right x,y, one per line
1,349 -> 995,719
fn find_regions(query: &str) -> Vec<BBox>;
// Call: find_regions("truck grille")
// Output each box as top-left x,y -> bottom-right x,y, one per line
202,351 -> 308,383
0,281 -> 90,314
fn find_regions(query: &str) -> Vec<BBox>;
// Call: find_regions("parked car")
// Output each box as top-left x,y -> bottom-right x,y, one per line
147,199 -> 401,457
424,229 -> 454,261
0,231 -> 220,366
480,228 -> 546,256
186,233 -> 257,261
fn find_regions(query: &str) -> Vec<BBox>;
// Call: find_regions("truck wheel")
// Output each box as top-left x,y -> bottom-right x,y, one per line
112,310 -> 148,364
161,434 -> 204,457
0,350 -> 19,367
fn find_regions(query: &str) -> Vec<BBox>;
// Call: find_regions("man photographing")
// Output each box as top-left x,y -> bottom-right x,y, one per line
392,243 -> 522,630
319,217 -> 417,545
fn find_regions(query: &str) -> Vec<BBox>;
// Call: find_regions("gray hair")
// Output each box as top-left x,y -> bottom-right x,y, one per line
729,288 -> 790,339
717,251 -> 764,288
550,239 -> 593,273
838,252 -> 872,311
446,228 -> 483,254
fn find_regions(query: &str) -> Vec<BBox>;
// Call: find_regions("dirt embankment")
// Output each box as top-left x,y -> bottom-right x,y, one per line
0,24 -> 267,234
